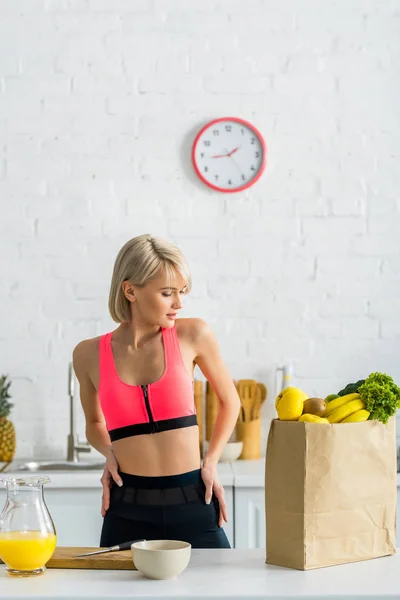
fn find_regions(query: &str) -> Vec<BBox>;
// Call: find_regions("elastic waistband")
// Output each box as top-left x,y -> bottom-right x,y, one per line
118,469 -> 202,489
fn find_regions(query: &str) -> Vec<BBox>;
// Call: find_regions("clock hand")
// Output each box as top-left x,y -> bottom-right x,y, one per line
222,146 -> 243,176
211,153 -> 229,158
228,146 -> 240,157
229,154 -> 242,176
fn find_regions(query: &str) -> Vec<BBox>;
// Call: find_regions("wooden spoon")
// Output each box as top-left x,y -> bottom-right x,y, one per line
251,384 -> 262,420
252,383 -> 267,419
236,379 -> 257,422
258,382 -> 267,403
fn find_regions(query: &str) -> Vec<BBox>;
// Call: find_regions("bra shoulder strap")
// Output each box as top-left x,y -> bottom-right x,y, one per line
162,325 -> 187,371
99,332 -> 113,375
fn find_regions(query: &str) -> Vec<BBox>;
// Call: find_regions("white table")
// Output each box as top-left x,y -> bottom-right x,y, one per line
0,549 -> 398,600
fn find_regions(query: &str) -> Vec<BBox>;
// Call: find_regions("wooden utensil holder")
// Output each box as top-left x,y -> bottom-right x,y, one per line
236,417 -> 261,460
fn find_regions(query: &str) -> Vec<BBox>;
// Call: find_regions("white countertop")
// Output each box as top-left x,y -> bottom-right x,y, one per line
0,549 -> 398,600
2,458 -> 400,488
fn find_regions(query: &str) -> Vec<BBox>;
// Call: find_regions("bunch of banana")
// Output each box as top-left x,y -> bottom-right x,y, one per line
323,393 -> 370,423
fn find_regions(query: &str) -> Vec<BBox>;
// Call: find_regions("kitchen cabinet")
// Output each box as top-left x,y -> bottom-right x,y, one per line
231,459 -> 265,549
42,488 -> 104,546
233,487 -> 265,549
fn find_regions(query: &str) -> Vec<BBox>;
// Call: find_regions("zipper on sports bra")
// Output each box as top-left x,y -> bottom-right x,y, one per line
141,384 -> 157,433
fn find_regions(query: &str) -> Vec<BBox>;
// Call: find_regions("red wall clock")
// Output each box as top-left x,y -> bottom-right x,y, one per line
192,117 -> 267,193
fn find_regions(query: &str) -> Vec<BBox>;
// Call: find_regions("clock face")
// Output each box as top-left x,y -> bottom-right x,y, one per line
192,117 -> 266,193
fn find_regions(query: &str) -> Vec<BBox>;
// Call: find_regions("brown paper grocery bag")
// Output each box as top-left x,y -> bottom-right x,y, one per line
265,418 -> 397,570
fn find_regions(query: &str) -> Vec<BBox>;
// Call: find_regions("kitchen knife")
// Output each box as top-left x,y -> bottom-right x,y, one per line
74,539 -> 146,557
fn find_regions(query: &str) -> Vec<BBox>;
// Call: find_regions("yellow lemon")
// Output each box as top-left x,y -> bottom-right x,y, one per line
275,387 -> 308,411
276,389 -> 306,421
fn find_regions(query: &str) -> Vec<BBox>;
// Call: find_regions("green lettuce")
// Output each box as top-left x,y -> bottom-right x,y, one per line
358,372 -> 400,424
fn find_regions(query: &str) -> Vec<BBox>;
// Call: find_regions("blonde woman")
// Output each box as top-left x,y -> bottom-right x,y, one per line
72,234 -> 240,548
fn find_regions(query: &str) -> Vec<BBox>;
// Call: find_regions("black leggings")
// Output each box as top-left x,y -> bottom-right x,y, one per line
100,469 -> 231,549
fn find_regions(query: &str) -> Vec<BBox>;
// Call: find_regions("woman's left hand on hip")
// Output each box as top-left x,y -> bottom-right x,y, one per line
201,463 -> 228,527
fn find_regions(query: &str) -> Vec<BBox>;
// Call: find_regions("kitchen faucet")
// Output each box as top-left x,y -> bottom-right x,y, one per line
67,363 -> 91,462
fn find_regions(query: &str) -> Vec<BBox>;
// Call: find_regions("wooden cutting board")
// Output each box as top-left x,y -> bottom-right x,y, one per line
0,547 -> 137,570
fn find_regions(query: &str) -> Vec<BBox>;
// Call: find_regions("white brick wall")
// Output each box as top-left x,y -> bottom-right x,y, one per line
0,0 -> 399,459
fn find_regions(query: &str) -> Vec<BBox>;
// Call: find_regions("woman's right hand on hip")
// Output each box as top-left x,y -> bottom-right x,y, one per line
100,448 -> 123,517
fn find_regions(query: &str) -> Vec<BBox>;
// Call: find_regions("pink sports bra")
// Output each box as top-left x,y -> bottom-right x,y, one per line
98,325 -> 197,442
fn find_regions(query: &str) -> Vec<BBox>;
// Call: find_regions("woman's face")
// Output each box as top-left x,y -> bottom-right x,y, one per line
124,270 -> 188,327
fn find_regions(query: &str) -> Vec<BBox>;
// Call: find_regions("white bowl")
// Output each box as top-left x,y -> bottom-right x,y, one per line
203,440 -> 243,462
131,540 -> 191,580
220,441 -> 243,462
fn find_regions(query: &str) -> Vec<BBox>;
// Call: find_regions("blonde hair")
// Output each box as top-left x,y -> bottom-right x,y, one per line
108,234 -> 192,323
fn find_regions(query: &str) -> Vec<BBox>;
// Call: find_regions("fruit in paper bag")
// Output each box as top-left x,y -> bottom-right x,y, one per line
323,393 -> 361,418
298,414 -> 329,423
327,399 -> 365,423
276,388 -> 308,421
275,387 -> 308,410
341,409 -> 370,423
302,397 -> 326,417
325,393 -> 340,402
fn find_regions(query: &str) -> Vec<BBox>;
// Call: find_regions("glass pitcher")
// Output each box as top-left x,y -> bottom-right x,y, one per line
0,475 -> 57,576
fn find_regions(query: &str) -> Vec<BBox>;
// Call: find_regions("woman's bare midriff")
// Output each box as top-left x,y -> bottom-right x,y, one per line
112,426 -> 202,476
87,321 -> 202,477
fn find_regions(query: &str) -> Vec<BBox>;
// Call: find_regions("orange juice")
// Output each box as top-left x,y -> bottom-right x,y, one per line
0,531 -> 57,571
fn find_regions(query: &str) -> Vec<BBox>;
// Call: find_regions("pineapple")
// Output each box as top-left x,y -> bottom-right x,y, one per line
0,375 -> 16,462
